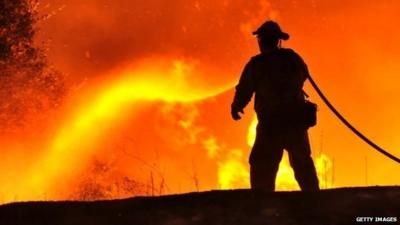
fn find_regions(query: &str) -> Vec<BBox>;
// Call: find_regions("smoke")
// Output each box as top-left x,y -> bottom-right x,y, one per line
39,0 -> 276,86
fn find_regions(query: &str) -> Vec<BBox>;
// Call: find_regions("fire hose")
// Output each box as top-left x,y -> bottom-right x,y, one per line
307,73 -> 400,164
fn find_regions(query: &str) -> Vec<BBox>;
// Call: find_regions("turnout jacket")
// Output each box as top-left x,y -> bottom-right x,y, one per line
232,48 -> 309,120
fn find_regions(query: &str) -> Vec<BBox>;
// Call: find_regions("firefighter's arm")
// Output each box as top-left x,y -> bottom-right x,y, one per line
289,49 -> 309,90
231,59 -> 256,120
290,49 -> 308,84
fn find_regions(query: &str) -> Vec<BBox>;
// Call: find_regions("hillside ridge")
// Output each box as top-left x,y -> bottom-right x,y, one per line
1,186 -> 399,225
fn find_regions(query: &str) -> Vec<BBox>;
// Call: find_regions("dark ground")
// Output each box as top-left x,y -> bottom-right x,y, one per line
0,186 -> 399,225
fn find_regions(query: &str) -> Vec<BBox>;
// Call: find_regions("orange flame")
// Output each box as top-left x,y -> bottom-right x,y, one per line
0,58 -> 228,203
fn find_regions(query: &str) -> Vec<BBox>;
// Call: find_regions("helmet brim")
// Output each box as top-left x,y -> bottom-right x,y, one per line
252,31 -> 290,41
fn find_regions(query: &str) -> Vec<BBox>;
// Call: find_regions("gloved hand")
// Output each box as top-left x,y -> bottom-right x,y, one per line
231,106 -> 244,121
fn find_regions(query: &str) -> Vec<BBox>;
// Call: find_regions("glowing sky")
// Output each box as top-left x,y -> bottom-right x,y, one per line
38,0 -> 400,186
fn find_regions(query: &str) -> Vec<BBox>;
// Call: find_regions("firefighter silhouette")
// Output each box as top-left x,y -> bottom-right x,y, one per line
231,21 -> 319,191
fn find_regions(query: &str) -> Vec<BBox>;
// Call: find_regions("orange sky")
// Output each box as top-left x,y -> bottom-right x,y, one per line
1,0 -> 400,203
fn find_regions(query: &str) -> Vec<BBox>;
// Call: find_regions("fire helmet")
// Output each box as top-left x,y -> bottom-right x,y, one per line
252,20 -> 290,40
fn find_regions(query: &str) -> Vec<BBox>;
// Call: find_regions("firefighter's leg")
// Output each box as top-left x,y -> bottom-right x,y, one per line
249,124 -> 284,191
286,130 -> 320,191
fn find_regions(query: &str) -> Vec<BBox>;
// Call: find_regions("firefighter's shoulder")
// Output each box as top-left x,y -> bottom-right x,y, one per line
280,47 -> 299,56
249,54 -> 265,64
281,48 -> 306,63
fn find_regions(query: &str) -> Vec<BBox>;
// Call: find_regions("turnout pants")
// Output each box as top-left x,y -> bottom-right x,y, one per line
249,122 -> 319,191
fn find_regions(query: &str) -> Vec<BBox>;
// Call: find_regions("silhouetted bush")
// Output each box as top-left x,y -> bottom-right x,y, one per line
71,159 -> 145,201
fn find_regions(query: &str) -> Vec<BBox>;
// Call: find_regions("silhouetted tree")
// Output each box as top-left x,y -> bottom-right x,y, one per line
0,0 -> 66,130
